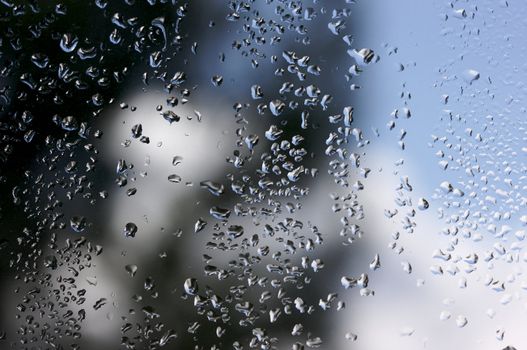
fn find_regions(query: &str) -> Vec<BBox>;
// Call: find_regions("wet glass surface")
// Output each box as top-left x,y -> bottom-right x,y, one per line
0,1 -> 525,349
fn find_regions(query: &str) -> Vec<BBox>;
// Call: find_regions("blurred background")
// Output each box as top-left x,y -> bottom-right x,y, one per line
0,0 -> 526,349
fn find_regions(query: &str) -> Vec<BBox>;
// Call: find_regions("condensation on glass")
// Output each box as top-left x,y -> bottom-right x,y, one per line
0,1 -> 524,349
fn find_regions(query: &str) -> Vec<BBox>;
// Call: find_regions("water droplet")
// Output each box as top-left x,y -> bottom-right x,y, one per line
194,218 -> 207,233
417,198 -> 429,210
60,33 -> 79,52
70,216 -> 87,232
183,278 -> 198,295
200,180 -> 224,196
123,223 -> 138,238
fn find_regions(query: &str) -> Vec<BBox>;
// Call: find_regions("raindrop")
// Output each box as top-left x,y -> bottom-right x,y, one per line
123,223 -> 138,238
125,264 -> 138,277
200,180 -> 225,196
417,198 -> 429,210
183,278 -> 198,295
60,33 -> 79,52
70,216 -> 87,232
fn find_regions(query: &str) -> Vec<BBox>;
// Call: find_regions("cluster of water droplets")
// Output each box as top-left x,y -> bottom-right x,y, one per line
0,0 -> 525,349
